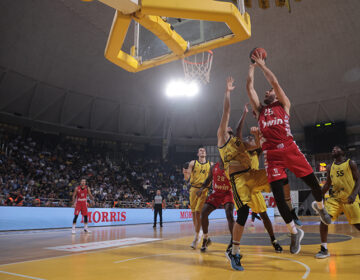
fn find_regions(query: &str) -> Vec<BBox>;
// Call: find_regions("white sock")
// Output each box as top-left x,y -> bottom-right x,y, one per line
72,224 -> 75,230
316,201 -> 324,210
84,224 -> 88,230
204,233 -> 209,239
321,243 -> 327,249
194,232 -> 199,240
232,242 -> 240,255
286,221 -> 298,234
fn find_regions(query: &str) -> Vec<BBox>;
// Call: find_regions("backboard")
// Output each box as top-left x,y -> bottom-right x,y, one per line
99,0 -> 251,72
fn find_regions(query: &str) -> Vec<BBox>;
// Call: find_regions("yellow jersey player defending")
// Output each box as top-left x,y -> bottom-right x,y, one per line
218,77 -> 280,271
183,147 -> 212,249
313,145 -> 360,258
237,104 -> 283,253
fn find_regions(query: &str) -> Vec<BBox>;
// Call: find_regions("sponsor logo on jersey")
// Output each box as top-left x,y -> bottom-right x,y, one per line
261,117 -> 284,128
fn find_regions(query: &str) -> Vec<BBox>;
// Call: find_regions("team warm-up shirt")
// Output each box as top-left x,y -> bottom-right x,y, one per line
330,159 -> 355,202
212,162 -> 232,193
190,160 -> 211,188
258,101 -> 294,150
76,186 -> 88,203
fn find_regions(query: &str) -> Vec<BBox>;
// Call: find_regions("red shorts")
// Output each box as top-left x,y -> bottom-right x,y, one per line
74,202 -> 88,216
206,191 -> 234,209
263,141 -> 313,183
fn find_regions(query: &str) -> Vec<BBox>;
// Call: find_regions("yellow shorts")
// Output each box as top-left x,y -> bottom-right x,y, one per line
325,196 -> 360,225
189,187 -> 208,212
230,169 -> 270,213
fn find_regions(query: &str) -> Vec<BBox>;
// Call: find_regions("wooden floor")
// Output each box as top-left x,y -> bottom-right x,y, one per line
0,216 -> 359,280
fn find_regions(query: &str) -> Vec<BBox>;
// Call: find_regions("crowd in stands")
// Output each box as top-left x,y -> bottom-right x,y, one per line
0,131 -> 190,208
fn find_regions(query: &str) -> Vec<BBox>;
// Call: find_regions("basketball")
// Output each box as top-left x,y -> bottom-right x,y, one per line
249,47 -> 267,63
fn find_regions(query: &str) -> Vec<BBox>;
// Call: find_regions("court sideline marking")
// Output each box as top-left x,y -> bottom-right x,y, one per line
114,252 -> 311,279
0,270 -> 46,280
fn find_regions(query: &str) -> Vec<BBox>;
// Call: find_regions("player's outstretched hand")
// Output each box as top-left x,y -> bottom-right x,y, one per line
226,76 -> 235,92
251,51 -> 265,67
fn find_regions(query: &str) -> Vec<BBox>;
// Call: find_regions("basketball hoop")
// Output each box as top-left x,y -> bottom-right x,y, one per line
182,50 -> 213,84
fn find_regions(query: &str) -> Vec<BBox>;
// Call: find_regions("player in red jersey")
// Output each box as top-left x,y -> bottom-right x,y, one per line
196,160 -> 235,252
72,179 -> 95,234
246,51 -> 331,252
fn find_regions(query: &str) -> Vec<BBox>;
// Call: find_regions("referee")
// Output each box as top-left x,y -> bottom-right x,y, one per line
152,190 -> 166,228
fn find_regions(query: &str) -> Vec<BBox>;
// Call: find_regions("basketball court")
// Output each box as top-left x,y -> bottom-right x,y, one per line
1,0 -> 360,279
0,217 -> 359,280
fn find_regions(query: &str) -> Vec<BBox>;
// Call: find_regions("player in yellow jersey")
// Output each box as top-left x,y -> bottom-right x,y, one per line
236,106 -> 282,253
218,77 -> 283,271
313,145 -> 360,258
183,147 -> 212,249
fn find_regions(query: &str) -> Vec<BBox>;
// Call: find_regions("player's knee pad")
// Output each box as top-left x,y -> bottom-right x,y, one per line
84,215 -> 88,223
236,205 -> 249,226
73,215 -> 79,223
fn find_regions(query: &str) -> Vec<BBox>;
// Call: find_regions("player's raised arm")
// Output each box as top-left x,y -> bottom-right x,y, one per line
217,77 -> 235,147
235,103 -> 249,139
251,51 -> 291,115
183,160 -> 195,181
246,64 -> 261,118
348,160 -> 360,204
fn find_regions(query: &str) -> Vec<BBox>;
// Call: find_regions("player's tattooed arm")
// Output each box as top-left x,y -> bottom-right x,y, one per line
236,103 -> 248,139
348,160 -> 360,204
246,64 -> 261,118
217,77 -> 235,147
321,165 -> 332,196
183,160 -> 195,181
251,51 -> 291,115
197,165 -> 214,197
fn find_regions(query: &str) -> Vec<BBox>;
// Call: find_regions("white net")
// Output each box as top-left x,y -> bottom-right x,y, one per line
182,50 -> 213,84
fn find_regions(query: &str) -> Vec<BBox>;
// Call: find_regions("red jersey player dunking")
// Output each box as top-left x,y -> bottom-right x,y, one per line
72,179 -> 95,234
196,160 -> 235,252
246,50 -> 331,253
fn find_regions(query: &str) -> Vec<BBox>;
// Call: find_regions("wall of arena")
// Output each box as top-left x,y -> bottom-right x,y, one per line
0,207 -> 274,231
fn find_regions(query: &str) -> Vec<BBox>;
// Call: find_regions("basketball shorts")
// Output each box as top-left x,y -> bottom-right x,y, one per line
74,202 -> 88,216
325,196 -> 360,224
206,191 -> 234,209
263,141 -> 313,183
230,169 -> 269,213
189,187 -> 208,212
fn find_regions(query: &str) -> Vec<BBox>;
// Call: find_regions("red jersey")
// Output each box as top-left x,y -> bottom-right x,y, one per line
258,101 -> 294,150
76,186 -> 88,203
212,163 -> 232,193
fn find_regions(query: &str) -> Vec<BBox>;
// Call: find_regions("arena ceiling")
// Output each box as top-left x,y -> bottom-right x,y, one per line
0,0 -> 359,145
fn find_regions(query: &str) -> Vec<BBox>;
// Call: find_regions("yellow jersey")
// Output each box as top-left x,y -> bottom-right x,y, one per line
218,136 -> 251,178
330,159 -> 355,202
189,160 -> 211,188
247,150 -> 260,170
